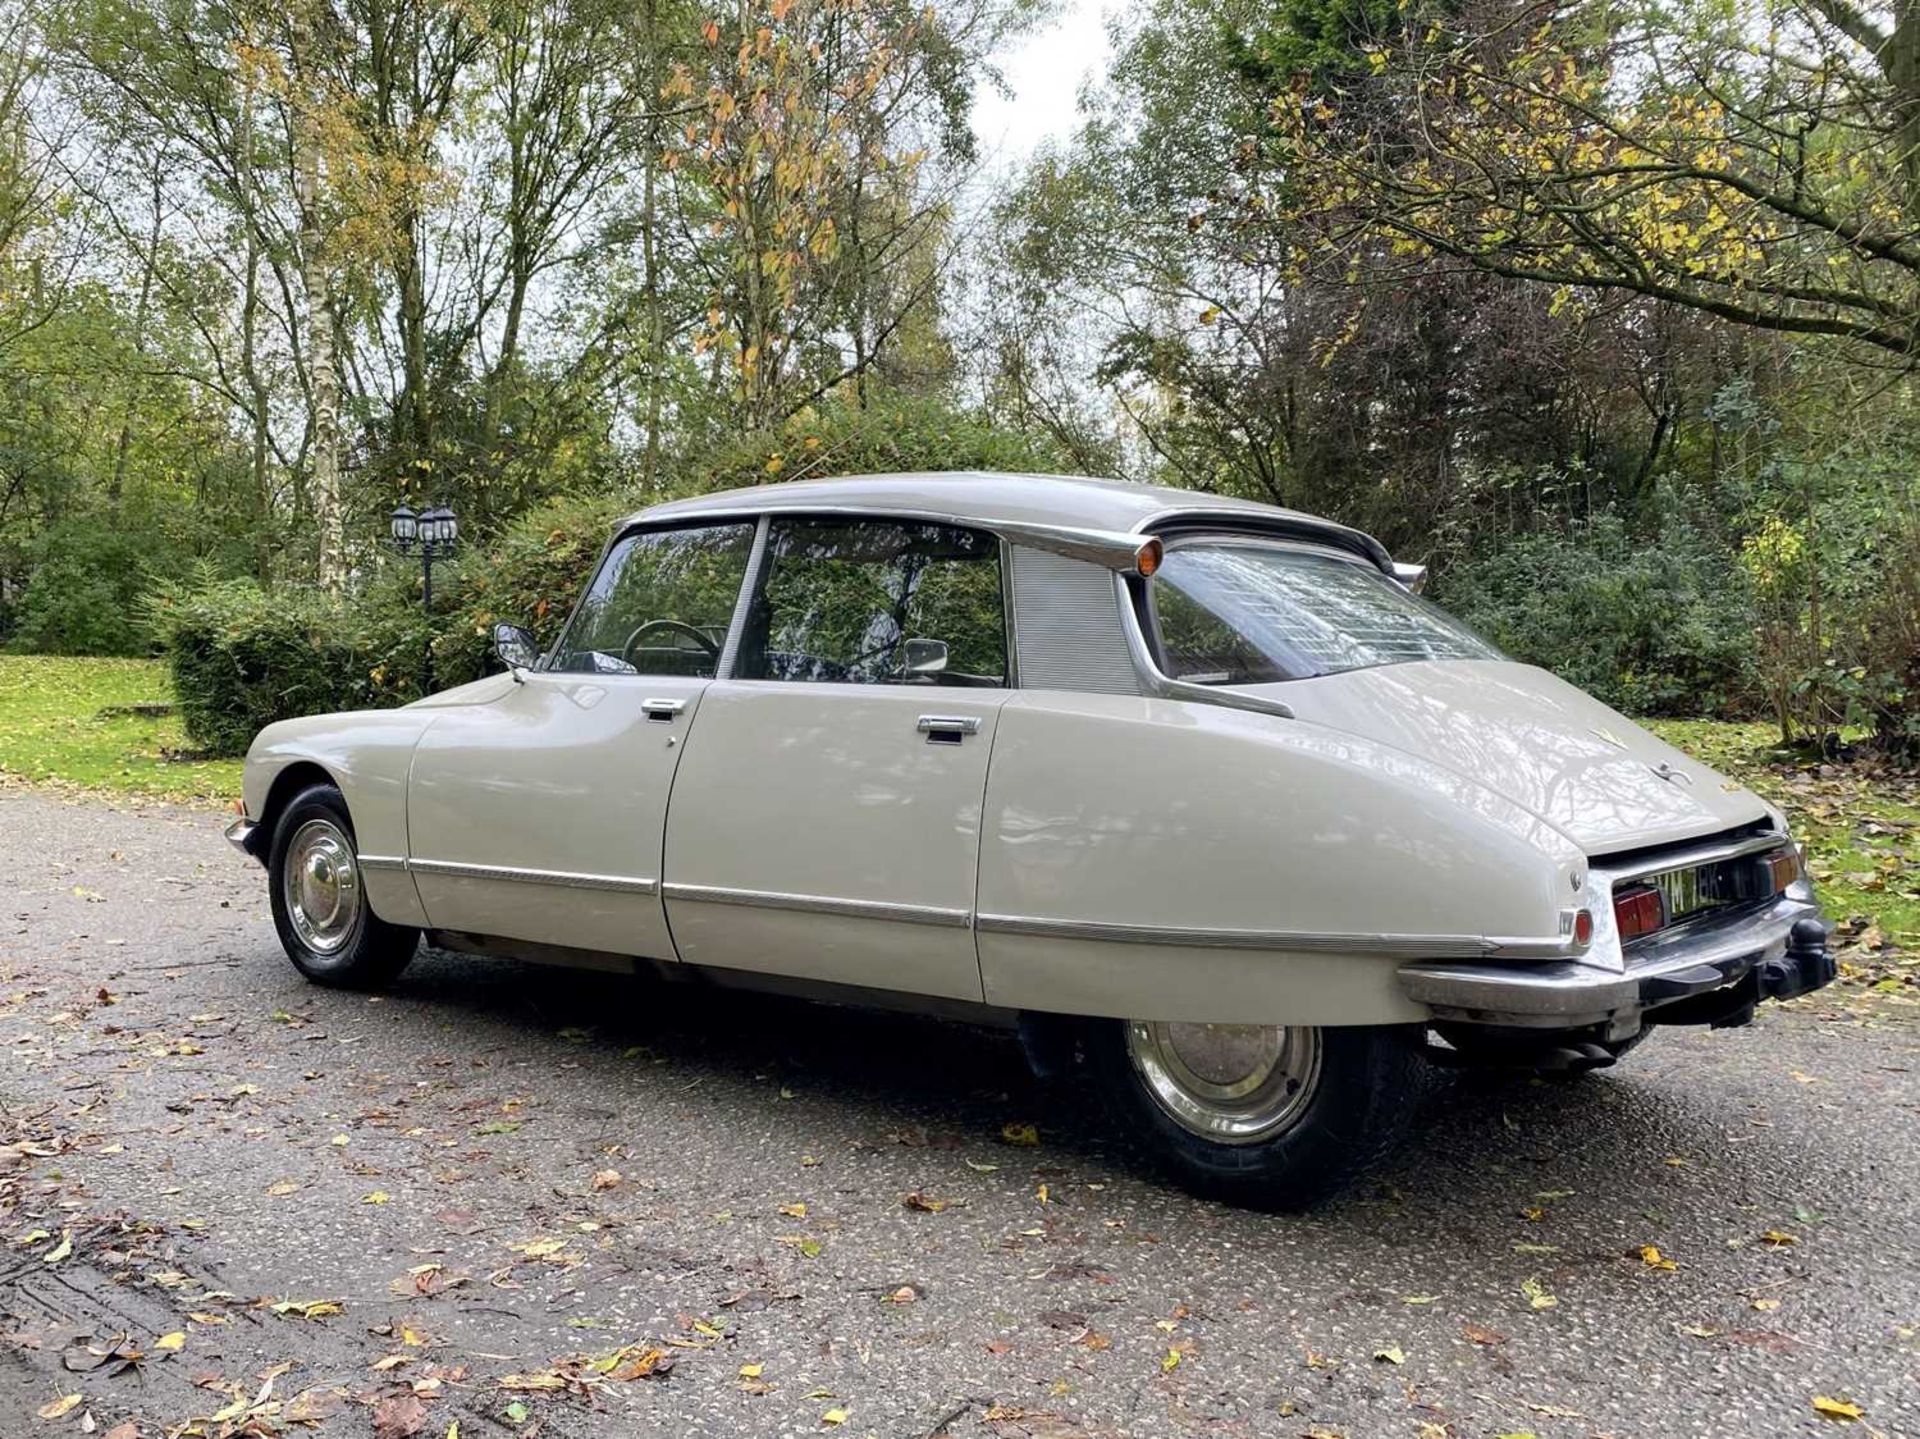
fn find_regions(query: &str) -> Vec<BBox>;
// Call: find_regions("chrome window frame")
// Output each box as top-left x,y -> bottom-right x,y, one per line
720,511 -> 1018,690
539,516 -> 763,680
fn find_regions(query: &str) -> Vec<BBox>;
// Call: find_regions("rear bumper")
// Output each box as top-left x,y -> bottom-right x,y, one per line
1400,894 -> 1834,1029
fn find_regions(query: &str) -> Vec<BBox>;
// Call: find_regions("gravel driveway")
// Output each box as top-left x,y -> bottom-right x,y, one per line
0,787 -> 1914,1438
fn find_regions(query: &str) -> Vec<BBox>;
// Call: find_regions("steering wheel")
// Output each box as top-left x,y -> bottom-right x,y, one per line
621,618 -> 720,665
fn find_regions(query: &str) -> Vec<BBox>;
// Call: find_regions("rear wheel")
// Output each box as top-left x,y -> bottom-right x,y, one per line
267,784 -> 418,988
1089,1019 -> 1421,1208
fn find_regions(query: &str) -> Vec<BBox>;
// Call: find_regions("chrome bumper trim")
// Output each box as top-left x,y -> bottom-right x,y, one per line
1400,894 -> 1829,1026
225,817 -> 261,857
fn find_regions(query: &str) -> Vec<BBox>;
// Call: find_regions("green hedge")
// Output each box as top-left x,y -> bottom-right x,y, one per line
1437,513 -> 1757,718
144,577 -> 438,757
146,491 -> 649,756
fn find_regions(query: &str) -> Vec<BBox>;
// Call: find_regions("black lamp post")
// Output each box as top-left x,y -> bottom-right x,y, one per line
389,502 -> 458,692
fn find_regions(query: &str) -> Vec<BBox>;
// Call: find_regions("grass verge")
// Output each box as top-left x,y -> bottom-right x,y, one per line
0,655 -> 240,804
1650,719 -> 1916,992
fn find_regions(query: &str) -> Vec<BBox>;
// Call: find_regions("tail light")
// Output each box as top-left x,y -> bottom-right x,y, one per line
1614,885 -> 1665,942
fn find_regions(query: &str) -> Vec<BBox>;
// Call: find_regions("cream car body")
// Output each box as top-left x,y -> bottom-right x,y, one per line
231,472 -> 1833,1204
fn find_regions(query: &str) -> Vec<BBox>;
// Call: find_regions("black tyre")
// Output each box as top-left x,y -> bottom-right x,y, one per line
267,783 -> 418,988
1089,1019 -> 1423,1209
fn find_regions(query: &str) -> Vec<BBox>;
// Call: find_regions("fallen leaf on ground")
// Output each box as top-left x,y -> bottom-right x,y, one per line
270,1299 -> 343,1320
1461,1321 -> 1506,1345
37,1394 -> 83,1420
591,1169 -> 620,1191
1811,1396 -> 1864,1421
1521,1277 -> 1558,1310
903,1192 -> 948,1213
821,1408 -> 848,1426
1373,1345 -> 1405,1364
1639,1245 -> 1677,1271
1000,1123 -> 1039,1146
1762,1229 -> 1799,1246
153,1332 -> 185,1352
372,1393 -> 429,1439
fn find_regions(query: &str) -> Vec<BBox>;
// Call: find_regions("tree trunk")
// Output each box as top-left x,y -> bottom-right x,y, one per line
295,4 -> 345,593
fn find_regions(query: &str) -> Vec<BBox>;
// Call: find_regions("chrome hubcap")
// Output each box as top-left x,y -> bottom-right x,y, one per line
283,819 -> 361,955
1125,1021 -> 1322,1144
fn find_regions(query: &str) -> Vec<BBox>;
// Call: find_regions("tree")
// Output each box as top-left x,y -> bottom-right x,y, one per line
1254,0 -> 1920,362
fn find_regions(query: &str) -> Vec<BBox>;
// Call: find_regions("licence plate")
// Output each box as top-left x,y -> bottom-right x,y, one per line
1653,864 -> 1721,923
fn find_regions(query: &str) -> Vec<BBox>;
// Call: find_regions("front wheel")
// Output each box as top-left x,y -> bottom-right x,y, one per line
267,784 -> 418,988
1089,1019 -> 1422,1209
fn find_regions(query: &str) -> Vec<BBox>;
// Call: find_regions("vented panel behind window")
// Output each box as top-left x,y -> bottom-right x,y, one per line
1008,546 -> 1142,695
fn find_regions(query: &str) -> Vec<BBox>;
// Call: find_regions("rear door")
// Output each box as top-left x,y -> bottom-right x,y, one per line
662,516 -> 1012,1001
406,520 -> 756,959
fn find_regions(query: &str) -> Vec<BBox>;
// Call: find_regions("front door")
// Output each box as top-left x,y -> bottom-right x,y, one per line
406,519 -> 757,959
662,516 -> 1013,1001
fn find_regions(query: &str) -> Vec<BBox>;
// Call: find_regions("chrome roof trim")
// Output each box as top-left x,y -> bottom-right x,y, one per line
620,503 -> 1153,574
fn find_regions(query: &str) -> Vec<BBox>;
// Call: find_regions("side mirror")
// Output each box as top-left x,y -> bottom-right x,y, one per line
493,622 -> 539,673
903,637 -> 948,676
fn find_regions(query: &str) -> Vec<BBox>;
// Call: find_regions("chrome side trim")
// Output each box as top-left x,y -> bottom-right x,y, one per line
407,858 -> 659,895
661,882 -> 971,929
356,854 -> 410,874
974,912 -> 1570,960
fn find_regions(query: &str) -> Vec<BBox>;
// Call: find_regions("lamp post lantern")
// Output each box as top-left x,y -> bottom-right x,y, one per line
389,501 -> 458,692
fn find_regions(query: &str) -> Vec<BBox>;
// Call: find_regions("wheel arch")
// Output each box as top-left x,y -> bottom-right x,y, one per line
257,761 -> 342,842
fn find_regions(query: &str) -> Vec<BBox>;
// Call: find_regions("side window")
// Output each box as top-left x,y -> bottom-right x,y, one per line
548,523 -> 754,677
738,518 -> 1007,686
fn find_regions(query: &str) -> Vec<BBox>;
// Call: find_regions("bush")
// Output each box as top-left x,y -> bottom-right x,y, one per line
144,577 -> 441,757
1437,512 -> 1757,718
7,522 -> 165,656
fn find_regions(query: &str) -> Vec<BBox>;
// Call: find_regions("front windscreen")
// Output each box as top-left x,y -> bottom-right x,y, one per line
1148,542 -> 1500,684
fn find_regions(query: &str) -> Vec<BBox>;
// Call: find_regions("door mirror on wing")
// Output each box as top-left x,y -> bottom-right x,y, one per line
902,637 -> 949,677
492,623 -> 539,672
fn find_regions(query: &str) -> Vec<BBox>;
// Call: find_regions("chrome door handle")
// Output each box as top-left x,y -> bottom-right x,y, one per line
642,697 -> 686,721
917,714 -> 980,742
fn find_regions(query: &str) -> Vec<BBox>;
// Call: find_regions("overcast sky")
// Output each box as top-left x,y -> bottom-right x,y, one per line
970,0 -> 1114,167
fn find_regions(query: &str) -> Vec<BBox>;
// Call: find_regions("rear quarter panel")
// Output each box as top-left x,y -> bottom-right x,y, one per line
976,692 -> 1586,1025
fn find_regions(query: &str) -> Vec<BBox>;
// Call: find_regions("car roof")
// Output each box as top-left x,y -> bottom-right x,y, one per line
629,470 -> 1389,560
